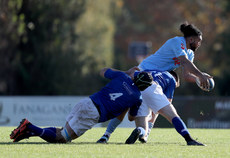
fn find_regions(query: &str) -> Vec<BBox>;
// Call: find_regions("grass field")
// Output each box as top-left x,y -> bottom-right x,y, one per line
0,127 -> 229,158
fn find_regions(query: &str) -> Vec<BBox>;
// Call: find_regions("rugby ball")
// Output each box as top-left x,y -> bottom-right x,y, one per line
196,77 -> 215,92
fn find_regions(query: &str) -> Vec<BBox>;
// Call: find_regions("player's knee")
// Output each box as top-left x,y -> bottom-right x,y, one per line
159,104 -> 179,122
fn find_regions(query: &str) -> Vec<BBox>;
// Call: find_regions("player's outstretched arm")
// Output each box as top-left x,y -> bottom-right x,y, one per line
178,55 -> 211,89
100,68 -> 109,77
99,66 -> 140,78
125,66 -> 140,76
128,113 -> 136,121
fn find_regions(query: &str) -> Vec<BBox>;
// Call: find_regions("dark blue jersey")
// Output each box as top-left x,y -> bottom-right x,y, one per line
90,69 -> 142,122
151,71 -> 176,99
136,70 -> 176,99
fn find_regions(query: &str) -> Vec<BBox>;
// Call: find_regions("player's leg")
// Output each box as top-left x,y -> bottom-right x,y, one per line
133,83 -> 165,143
10,118 -> 60,143
11,97 -> 100,143
135,116 -> 148,136
125,103 -> 151,144
55,122 -> 78,143
125,83 -> 166,144
63,97 -> 100,143
158,104 -> 205,146
97,109 -> 128,143
125,116 -> 148,144
139,112 -> 159,143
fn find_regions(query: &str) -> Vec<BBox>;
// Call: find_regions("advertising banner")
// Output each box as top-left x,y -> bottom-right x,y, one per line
155,96 -> 230,128
0,96 -> 135,127
0,96 -> 229,128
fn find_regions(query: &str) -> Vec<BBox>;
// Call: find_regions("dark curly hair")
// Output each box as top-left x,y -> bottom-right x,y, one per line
180,22 -> 202,38
169,70 -> 180,87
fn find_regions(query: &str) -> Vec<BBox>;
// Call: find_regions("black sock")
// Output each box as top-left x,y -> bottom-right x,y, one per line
183,134 -> 193,142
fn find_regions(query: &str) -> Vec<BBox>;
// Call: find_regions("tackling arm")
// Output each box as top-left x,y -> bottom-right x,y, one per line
99,66 -> 140,78
100,68 -> 109,77
128,113 -> 136,121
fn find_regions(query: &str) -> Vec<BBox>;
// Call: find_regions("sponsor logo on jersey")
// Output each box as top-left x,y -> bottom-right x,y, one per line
173,57 -> 180,65
181,43 -> 185,50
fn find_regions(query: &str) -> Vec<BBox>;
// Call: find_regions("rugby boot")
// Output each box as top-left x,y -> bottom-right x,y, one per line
125,128 -> 141,144
187,139 -> 206,146
10,118 -> 31,142
96,134 -> 109,144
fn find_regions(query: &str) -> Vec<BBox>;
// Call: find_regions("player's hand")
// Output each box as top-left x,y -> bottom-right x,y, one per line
126,66 -> 140,75
198,73 -> 213,90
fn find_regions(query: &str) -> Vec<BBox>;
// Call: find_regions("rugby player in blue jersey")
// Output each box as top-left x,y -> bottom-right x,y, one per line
125,70 -> 205,146
97,22 -> 208,146
97,70 -> 179,143
10,67 -> 153,143
98,70 -> 204,146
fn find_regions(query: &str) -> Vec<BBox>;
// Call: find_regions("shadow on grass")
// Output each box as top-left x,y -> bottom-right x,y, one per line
0,142 -> 49,145
0,141 -> 184,146
0,141 -> 115,145
0,141 -> 127,145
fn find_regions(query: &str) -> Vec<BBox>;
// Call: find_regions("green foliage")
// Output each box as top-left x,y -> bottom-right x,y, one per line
0,0 -> 117,95
1,127 -> 230,157
114,0 -> 230,96
15,0 -> 87,95
1,0 -> 230,95
75,0 -> 116,75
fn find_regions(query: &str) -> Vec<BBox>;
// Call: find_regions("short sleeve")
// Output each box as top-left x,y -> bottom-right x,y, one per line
129,100 -> 142,116
187,49 -> 194,62
164,79 -> 176,99
174,41 -> 187,57
104,69 -> 124,80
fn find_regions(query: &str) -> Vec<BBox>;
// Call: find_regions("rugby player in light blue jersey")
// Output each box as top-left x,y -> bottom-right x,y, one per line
97,22 -> 208,146
10,67 -> 153,143
139,22 -> 211,88
125,22 -> 208,146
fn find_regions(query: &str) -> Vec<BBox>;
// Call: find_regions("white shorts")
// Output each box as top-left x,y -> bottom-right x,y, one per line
66,97 -> 100,136
137,82 -> 170,117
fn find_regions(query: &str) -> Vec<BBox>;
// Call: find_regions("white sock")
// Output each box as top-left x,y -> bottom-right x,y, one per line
137,127 -> 146,138
104,131 -> 111,137
147,122 -> 153,136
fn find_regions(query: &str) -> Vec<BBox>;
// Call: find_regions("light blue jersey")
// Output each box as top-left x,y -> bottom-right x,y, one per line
139,36 -> 194,71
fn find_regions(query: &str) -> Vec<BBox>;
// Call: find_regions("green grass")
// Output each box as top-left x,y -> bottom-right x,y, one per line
0,127 -> 229,158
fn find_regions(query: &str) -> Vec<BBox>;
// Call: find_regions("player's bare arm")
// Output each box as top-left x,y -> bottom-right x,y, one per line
100,66 -> 140,78
128,113 -> 136,121
125,66 -> 140,76
100,68 -> 109,77
178,55 -> 211,89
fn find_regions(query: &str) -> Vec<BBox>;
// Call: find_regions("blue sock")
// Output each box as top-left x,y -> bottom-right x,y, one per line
44,127 -> 56,133
27,124 -> 57,143
172,117 -> 189,136
105,118 -> 121,136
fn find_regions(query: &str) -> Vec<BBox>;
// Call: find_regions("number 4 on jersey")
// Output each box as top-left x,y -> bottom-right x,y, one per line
109,93 -> 123,101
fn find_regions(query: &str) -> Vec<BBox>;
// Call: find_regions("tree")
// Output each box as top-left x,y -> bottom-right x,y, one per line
0,0 -> 86,95
113,0 -> 230,96
0,0 -> 121,95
